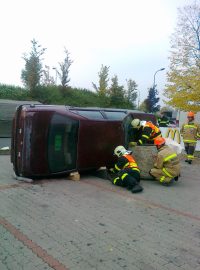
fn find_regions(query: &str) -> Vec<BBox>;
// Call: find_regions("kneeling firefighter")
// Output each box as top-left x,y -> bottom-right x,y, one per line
149,137 -> 180,185
109,146 -> 143,193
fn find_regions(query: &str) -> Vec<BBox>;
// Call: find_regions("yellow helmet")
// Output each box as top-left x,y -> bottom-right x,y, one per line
131,119 -> 141,128
114,145 -> 126,157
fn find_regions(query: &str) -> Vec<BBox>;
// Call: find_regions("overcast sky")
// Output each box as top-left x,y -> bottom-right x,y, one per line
0,0 -> 192,105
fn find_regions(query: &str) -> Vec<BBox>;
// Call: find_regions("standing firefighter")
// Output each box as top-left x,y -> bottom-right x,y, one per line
158,112 -> 169,127
180,111 -> 200,164
130,119 -> 162,145
149,137 -> 180,185
109,146 -> 143,193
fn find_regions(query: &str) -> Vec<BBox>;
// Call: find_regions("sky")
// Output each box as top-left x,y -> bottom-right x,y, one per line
0,0 -> 192,105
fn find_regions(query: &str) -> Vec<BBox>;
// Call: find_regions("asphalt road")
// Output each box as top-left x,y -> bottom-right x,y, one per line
0,138 -> 11,148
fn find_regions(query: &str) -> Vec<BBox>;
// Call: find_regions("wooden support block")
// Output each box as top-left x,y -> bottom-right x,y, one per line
68,172 -> 80,181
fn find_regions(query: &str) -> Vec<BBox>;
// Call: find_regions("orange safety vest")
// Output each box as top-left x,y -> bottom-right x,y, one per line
144,122 -> 161,138
123,154 -> 140,172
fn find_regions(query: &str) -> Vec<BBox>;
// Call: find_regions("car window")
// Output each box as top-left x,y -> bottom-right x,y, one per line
48,113 -> 78,172
76,110 -> 104,119
104,111 -> 127,120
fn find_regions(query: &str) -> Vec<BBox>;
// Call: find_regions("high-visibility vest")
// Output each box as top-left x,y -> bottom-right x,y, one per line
123,154 -> 140,172
144,122 -> 161,138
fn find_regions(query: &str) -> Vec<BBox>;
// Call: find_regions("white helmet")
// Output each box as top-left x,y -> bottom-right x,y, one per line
140,120 -> 147,126
131,119 -> 141,128
114,145 -> 127,157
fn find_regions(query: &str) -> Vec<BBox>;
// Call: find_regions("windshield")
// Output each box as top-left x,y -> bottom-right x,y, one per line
48,113 -> 79,173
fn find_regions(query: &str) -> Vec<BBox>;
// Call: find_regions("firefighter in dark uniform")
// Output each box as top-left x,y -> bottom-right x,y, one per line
109,145 -> 143,193
158,112 -> 169,127
130,119 -> 162,145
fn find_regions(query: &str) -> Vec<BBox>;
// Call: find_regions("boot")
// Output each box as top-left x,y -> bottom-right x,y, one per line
174,176 -> 179,181
188,160 -> 192,164
131,184 -> 143,193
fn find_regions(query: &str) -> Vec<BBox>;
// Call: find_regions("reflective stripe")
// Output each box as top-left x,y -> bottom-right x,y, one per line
139,139 -> 143,144
121,173 -> 128,180
163,153 -> 177,162
113,177 -> 119,184
131,168 -> 140,172
160,176 -> 166,183
160,176 -> 171,183
187,154 -> 194,159
183,125 -> 197,129
142,134 -> 149,139
183,139 -> 197,143
162,168 -> 173,178
114,164 -> 120,171
123,162 -> 129,168
159,121 -> 169,124
123,154 -> 140,171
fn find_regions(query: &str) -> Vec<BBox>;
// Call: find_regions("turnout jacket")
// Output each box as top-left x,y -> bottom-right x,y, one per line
114,154 -> 140,173
138,122 -> 161,145
180,122 -> 200,143
154,145 -> 180,177
158,116 -> 169,127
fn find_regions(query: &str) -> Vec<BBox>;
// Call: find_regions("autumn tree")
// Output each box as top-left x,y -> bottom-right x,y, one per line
92,65 -> 110,96
164,2 -> 200,111
21,39 -> 46,96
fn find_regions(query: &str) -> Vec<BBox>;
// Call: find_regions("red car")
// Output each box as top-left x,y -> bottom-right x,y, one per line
11,104 -> 156,179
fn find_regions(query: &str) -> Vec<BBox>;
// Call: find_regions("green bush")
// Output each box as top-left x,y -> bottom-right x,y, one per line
0,84 -> 31,100
0,83 -> 135,109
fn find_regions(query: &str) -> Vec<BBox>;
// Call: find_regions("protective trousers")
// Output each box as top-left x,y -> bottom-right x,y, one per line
184,142 -> 196,161
150,168 -> 172,184
113,168 -> 140,189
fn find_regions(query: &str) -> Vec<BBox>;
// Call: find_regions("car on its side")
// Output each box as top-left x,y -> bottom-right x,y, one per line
11,104 -> 156,179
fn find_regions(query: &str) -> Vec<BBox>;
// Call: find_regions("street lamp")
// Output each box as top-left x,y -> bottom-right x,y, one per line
153,67 -> 165,90
52,67 -> 58,84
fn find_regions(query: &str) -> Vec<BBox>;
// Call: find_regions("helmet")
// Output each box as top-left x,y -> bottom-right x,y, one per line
187,111 -> 194,117
131,119 -> 141,128
154,137 -> 166,146
114,145 -> 127,157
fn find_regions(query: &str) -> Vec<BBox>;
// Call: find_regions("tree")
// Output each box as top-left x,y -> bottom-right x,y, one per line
21,39 -> 46,95
57,47 -> 73,88
125,79 -> 138,108
92,65 -> 110,96
145,86 -> 160,113
41,65 -> 56,86
139,99 -> 148,112
164,2 -> 200,111
108,75 -> 126,108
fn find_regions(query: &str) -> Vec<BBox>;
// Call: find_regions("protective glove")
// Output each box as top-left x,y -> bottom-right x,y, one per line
109,168 -> 115,173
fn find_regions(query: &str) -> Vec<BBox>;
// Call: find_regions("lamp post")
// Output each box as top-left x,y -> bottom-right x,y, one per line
153,67 -> 165,90
52,67 -> 58,84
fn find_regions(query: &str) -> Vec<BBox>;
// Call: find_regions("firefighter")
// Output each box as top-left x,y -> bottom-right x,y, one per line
109,145 -> 143,193
149,137 -> 180,185
157,112 -> 169,127
130,119 -> 162,145
180,111 -> 200,164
